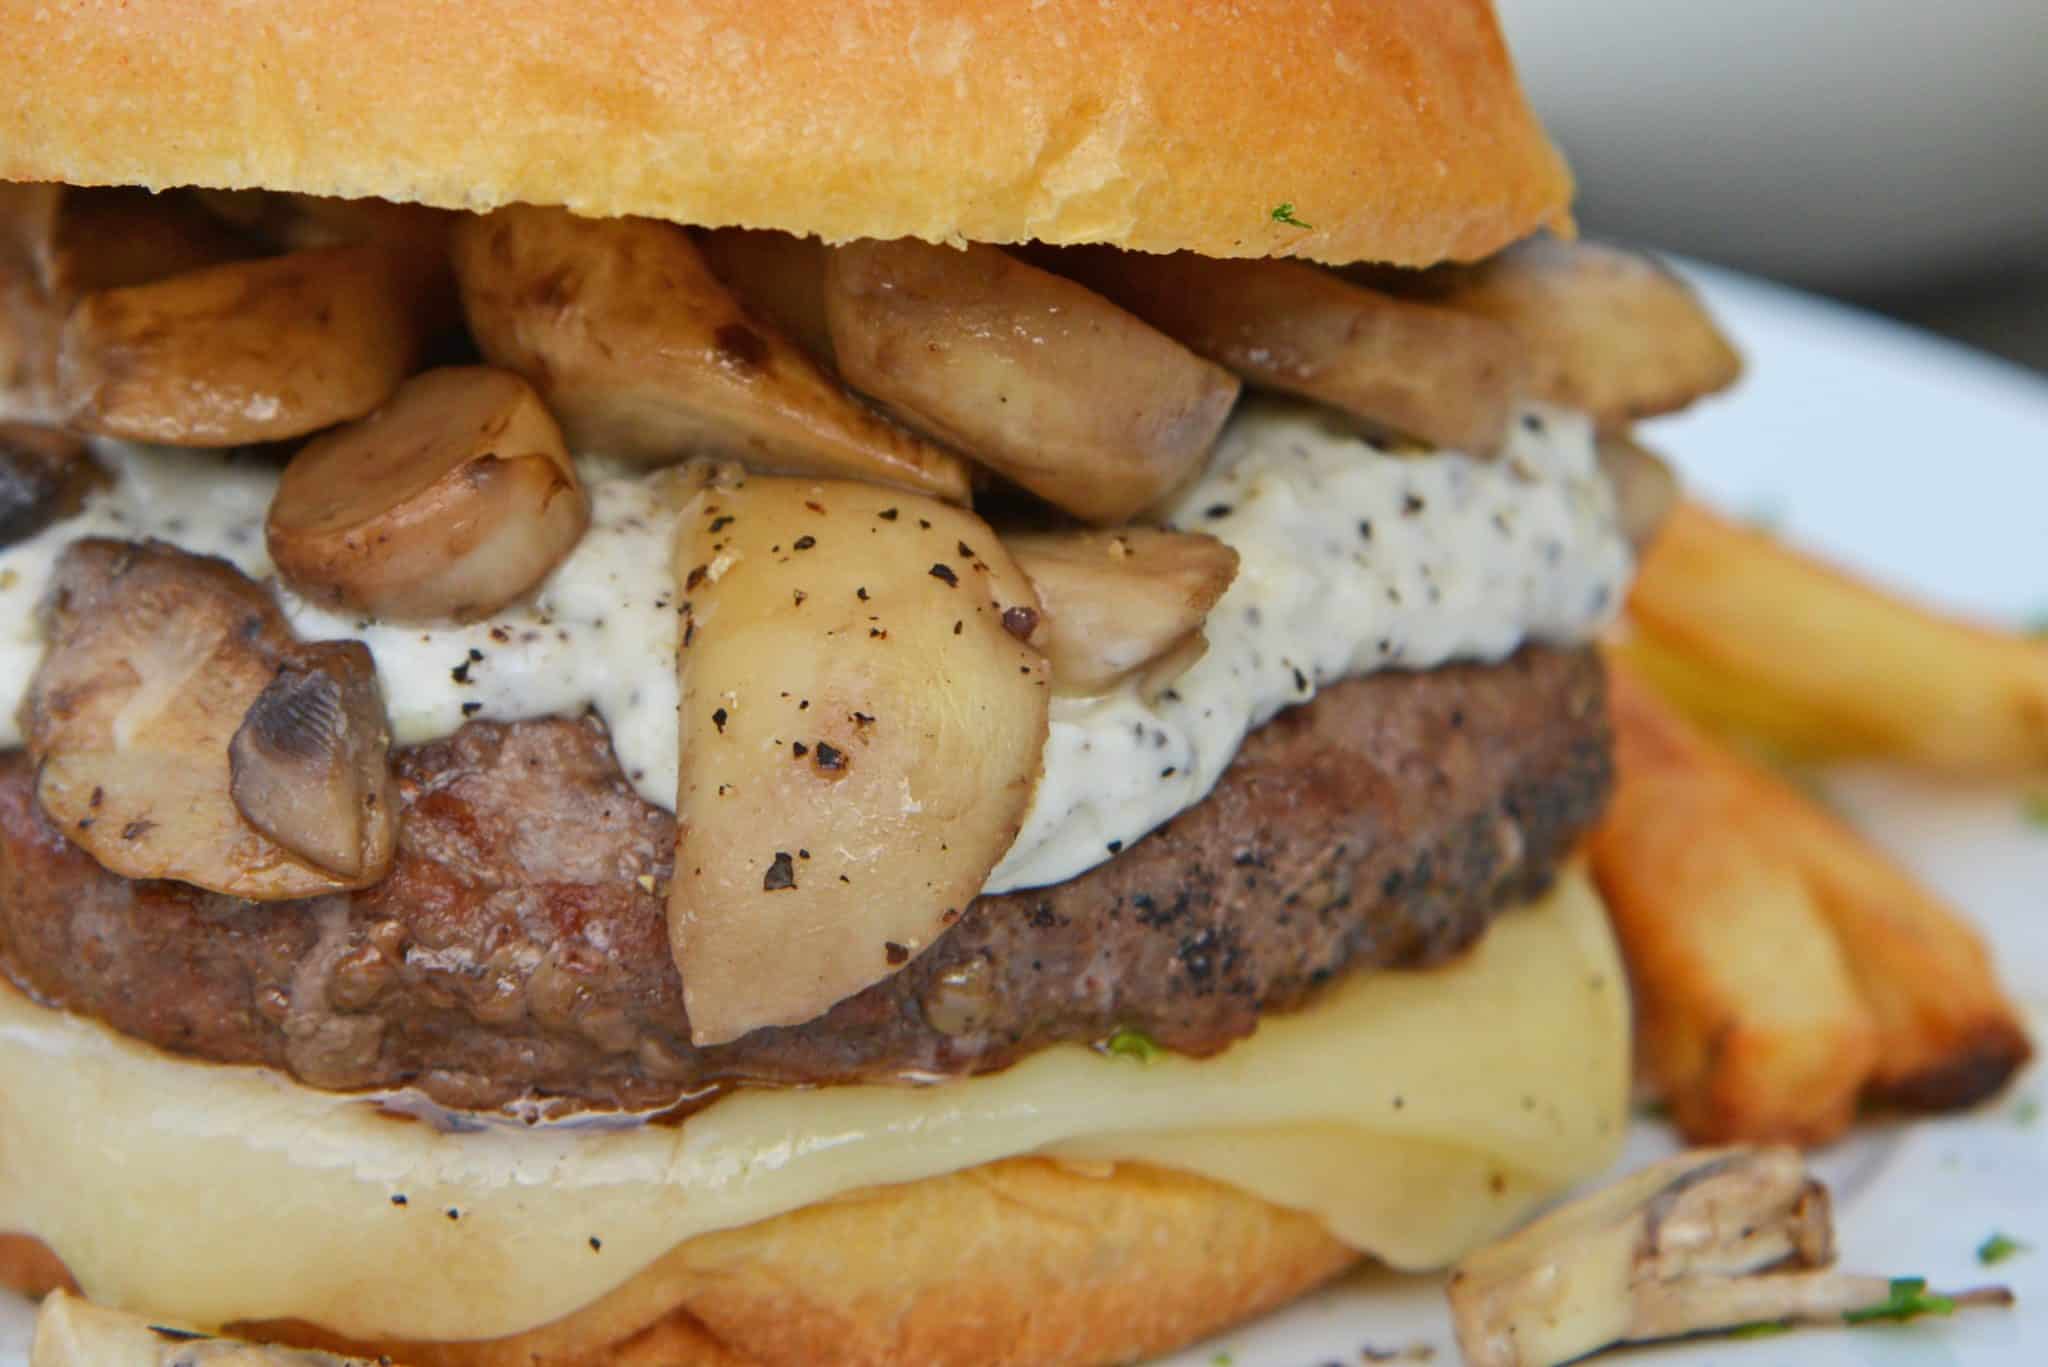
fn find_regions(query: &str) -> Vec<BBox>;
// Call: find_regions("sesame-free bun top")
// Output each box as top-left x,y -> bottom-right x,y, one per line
0,0 -> 1571,267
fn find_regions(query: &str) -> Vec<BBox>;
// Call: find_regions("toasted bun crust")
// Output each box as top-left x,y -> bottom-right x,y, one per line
9,1161 -> 1355,1367
0,0 -> 1569,267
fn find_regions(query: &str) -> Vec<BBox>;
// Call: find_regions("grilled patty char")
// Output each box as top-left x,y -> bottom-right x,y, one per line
0,645 -> 1608,1116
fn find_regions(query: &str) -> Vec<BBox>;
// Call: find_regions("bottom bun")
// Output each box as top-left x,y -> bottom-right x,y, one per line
2,868 -> 1627,1366
244,1159 -> 1358,1367
13,1163 -> 1354,1367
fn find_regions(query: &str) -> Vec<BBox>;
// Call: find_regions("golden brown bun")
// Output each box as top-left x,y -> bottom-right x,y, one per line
0,0 -> 1569,267
8,1160 -> 1354,1367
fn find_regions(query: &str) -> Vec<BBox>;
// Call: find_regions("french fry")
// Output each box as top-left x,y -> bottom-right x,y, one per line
1594,661 -> 2033,1142
1590,666 -> 1879,1145
1736,759 -> 2034,1109
1627,501 -> 2048,777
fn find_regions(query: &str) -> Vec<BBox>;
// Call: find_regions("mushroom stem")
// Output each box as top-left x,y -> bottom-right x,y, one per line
1448,1147 -> 2014,1367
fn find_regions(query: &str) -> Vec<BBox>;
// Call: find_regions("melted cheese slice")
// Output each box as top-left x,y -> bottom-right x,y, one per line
0,870 -> 1627,1343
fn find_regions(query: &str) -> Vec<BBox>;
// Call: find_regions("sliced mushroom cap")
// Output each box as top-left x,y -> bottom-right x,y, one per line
193,191 -> 461,335
56,244 -> 433,447
267,365 -> 587,621
1002,527 -> 1239,696
670,475 -> 1048,1045
3,185 -> 258,420
228,644 -> 396,880
825,239 -> 1241,525
696,228 -> 835,366
1596,431 -> 1680,554
39,187 -> 256,297
0,422 -> 103,548
0,185 -> 67,419
1376,238 -> 1742,430
1039,247 -> 1526,456
452,206 -> 969,501
24,539 -> 396,899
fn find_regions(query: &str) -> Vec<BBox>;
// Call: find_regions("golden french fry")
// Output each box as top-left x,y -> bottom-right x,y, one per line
1736,766 -> 2033,1109
1590,666 -> 1879,1145
1598,661 -> 2031,1134
1374,238 -> 1741,429
1628,501 -> 2048,777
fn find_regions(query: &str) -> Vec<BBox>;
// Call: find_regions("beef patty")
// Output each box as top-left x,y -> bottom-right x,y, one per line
0,645 -> 1609,1116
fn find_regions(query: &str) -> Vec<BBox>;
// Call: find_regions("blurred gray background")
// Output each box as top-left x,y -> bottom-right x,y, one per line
1498,0 -> 2048,373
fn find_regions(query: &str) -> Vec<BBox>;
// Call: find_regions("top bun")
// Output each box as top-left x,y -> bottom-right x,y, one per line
0,0 -> 1570,267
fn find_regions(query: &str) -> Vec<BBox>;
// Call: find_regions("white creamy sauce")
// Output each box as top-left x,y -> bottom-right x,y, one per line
989,400 -> 1630,889
0,399 -> 1628,892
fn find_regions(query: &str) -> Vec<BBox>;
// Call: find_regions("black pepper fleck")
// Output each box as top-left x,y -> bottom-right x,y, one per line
929,562 -> 959,586
461,701 -> 483,717
763,851 -> 797,891
814,741 -> 845,771
878,507 -> 899,521
1205,503 -> 1233,519
391,1194 -> 408,1206
709,515 -> 734,533
857,586 -> 869,601
1402,493 -> 1426,516
589,1236 -> 603,1251
884,941 -> 909,966
793,534 -> 817,551
792,741 -> 809,758
711,707 -> 728,733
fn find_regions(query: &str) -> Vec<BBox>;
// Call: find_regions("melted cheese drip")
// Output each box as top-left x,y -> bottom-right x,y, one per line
0,871 -> 1626,1343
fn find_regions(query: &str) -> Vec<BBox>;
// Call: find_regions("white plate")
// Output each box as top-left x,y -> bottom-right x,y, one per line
4,266 -> 2046,1365
1153,270 -> 2048,1367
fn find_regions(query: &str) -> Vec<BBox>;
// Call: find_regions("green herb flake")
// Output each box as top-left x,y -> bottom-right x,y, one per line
1209,1354 -> 1235,1367
1979,1232 -> 2030,1265
2017,1096 -> 2042,1127
1727,1320 -> 1794,1339
1103,1026 -> 1164,1063
1270,202 -> 1313,230
2023,792 -> 2048,829
1843,1277 -> 1957,1325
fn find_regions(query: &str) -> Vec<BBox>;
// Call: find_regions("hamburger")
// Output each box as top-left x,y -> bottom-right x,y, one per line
0,2 -> 1740,1362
